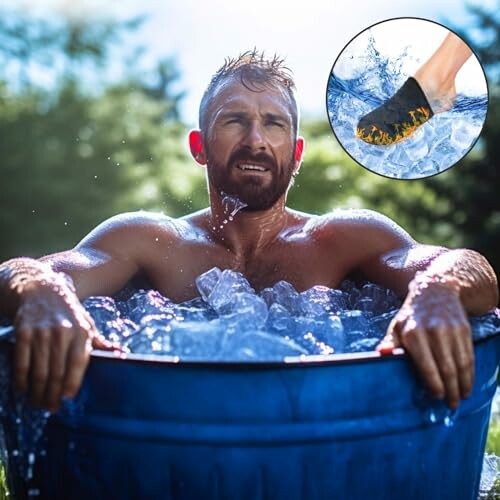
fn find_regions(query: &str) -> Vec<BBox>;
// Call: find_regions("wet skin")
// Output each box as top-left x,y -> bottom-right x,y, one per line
1,81 -> 498,413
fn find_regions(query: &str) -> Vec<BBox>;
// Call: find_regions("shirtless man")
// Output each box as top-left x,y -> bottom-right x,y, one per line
0,51 -> 498,414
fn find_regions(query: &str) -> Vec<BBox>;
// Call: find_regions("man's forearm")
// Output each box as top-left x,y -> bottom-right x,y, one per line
411,249 -> 498,315
0,257 -> 75,318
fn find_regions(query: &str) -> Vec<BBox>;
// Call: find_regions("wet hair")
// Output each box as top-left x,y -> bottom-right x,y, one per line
199,49 -> 299,135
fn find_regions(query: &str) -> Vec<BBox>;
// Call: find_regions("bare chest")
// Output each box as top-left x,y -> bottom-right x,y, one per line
146,238 -> 348,303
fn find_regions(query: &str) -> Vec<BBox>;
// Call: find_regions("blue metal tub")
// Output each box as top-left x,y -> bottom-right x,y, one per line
35,333 -> 500,500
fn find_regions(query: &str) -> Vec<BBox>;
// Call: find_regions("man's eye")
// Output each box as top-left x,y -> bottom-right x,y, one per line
267,121 -> 284,128
225,118 -> 242,125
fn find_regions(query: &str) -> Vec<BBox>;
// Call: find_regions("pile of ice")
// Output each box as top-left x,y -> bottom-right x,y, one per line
83,267 -> 500,361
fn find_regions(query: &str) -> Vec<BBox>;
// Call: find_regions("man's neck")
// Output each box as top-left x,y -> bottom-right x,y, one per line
207,193 -> 289,259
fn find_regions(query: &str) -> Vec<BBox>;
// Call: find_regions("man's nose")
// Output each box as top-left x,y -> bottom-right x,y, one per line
242,121 -> 267,151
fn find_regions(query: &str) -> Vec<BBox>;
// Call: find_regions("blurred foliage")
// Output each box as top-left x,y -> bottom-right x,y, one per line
0,5 -> 498,286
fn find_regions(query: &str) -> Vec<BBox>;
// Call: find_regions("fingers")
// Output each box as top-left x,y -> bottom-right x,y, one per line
61,333 -> 92,400
14,316 -> 96,411
397,323 -> 446,401
394,316 -> 474,410
428,327 -> 460,409
453,322 -> 474,399
44,323 -> 73,412
13,324 -> 32,393
29,327 -> 51,406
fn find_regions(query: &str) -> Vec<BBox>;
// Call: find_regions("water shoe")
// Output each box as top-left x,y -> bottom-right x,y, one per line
356,77 -> 434,145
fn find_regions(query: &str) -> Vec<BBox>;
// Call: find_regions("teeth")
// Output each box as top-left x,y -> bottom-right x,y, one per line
238,164 -> 267,171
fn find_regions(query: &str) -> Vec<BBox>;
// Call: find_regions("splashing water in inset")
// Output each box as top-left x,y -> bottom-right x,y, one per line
327,34 -> 488,179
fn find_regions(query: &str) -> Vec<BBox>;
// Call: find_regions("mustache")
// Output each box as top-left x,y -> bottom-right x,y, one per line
228,150 -> 277,170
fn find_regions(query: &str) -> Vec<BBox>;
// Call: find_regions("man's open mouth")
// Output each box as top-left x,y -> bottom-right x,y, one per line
236,163 -> 270,172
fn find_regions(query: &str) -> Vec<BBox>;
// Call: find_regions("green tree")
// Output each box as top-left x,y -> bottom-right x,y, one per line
0,9 -> 205,260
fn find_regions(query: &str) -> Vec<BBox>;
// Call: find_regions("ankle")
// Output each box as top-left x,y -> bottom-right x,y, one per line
413,71 -> 456,113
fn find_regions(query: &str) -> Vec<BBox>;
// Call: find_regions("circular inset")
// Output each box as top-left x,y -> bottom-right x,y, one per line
326,18 -> 488,180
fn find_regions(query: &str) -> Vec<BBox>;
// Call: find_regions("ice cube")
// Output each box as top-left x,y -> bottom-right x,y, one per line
219,292 -> 268,329
271,281 -> 302,314
206,269 -> 253,310
300,285 -> 333,317
83,296 -> 119,325
339,310 -> 370,344
405,139 -> 429,162
170,320 -> 224,359
348,337 -> 379,353
222,330 -> 307,360
195,267 -> 222,302
126,290 -> 175,323
267,303 -> 294,332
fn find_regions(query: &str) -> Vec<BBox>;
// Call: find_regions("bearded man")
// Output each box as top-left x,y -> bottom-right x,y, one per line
0,51 -> 497,413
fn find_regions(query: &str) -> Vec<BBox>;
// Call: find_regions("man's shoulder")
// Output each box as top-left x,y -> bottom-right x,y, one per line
307,208 -> 399,232
97,211 -> 189,234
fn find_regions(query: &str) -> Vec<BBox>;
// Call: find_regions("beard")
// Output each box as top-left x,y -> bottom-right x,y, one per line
205,147 -> 296,211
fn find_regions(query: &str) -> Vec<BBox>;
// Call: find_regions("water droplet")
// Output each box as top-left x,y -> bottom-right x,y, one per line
12,449 -> 19,456
228,216 -> 234,221
221,193 -> 248,217
426,409 -> 437,424
122,140 -> 126,143
444,416 -> 453,427
107,156 -> 111,160
64,221 -> 68,226
155,237 -> 159,242
116,163 -> 120,167
223,219 -> 228,225
94,175 -> 98,179
219,225 -> 224,229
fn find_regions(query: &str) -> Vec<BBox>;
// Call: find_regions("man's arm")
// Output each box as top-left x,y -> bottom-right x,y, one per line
0,211 -> 176,412
350,211 -> 498,409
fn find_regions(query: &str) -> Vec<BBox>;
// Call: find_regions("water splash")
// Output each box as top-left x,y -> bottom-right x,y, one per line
221,193 -> 248,219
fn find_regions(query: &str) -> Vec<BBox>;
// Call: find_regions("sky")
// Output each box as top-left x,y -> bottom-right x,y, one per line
3,0 -> 497,126
334,18 -> 487,96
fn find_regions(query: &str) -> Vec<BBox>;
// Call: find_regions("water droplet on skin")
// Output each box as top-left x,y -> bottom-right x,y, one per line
223,219 -> 228,225
221,193 -> 248,218
228,216 -> 234,221
219,225 -> 224,229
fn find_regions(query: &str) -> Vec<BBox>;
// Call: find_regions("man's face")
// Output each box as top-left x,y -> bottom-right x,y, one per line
202,79 -> 298,211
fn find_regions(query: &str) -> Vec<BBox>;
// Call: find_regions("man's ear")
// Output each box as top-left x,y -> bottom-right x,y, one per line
189,130 -> 207,165
293,136 -> 305,174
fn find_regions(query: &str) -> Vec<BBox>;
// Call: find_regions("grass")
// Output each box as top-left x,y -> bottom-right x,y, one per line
0,463 -> 8,500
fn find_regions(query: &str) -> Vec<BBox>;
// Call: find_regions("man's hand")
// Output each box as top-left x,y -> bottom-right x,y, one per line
13,276 -> 115,412
378,278 -> 473,409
